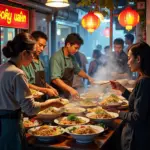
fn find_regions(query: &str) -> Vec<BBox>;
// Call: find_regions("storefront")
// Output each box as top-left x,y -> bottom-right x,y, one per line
0,4 -> 29,64
56,20 -> 77,50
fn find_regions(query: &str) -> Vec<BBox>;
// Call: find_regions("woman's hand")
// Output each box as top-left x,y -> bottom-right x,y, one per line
110,80 -> 126,93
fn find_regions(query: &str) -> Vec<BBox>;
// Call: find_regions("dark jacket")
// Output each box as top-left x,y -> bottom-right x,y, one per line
120,77 -> 150,150
113,51 -> 129,74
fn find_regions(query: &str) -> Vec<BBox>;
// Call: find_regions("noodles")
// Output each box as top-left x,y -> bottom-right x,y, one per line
87,107 -> 114,119
23,118 -> 39,128
65,107 -> 85,114
100,94 -> 121,106
58,115 -> 86,125
80,99 -> 96,106
23,120 -> 34,127
31,125 -> 63,136
39,107 -> 61,114
69,126 -> 97,134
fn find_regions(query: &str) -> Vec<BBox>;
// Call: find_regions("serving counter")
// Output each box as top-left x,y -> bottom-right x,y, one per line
27,118 -> 124,150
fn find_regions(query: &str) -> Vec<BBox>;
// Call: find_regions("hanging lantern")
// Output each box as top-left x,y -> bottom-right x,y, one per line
94,11 -> 104,21
103,27 -> 110,38
45,0 -> 70,7
81,12 -> 100,33
118,7 -> 140,31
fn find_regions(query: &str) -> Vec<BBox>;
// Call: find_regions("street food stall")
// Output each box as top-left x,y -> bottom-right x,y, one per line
25,81 -> 131,150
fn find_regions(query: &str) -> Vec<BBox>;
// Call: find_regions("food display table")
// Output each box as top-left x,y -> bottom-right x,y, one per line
27,118 -> 124,150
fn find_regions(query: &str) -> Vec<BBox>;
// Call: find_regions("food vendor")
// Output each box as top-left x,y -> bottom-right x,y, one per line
50,33 -> 94,98
22,31 -> 58,100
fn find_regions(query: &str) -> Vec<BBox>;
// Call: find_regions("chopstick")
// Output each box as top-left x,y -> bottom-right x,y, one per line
95,80 -> 117,85
99,82 -> 110,85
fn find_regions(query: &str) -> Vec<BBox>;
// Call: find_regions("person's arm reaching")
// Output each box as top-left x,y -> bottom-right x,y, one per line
78,70 -> 94,84
28,83 -> 58,97
52,78 -> 79,98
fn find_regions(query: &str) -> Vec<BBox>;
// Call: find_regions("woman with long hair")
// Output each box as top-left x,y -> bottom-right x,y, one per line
110,42 -> 150,150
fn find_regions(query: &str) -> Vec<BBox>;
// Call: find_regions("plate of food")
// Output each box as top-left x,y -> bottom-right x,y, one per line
99,94 -> 123,108
80,93 -> 100,100
23,117 -> 42,129
118,99 -> 129,109
93,80 -> 109,85
86,109 -> 119,123
64,103 -> 78,108
65,125 -> 104,143
64,107 -> 86,115
30,89 -> 44,98
36,107 -> 64,121
28,125 -> 65,142
54,114 -> 89,127
55,98 -> 69,105
79,99 -> 97,108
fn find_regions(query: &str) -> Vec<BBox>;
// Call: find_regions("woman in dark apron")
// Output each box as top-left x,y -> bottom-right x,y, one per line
0,33 -> 63,150
0,60 -> 28,150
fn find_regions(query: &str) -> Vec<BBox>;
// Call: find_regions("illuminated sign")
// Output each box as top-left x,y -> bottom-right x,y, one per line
0,4 -> 29,29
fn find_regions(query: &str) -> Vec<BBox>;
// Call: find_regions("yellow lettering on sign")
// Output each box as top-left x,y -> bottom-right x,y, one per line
14,11 -> 26,23
0,9 -> 12,24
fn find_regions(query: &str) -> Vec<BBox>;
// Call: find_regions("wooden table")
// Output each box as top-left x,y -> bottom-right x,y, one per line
27,118 -> 124,150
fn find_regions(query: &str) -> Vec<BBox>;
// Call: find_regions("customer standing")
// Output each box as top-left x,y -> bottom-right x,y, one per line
0,32 -> 63,150
124,33 -> 134,54
111,38 -> 131,79
110,42 -> 150,150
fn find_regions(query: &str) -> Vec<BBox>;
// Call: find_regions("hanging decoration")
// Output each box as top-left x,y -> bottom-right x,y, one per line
118,7 -> 140,31
77,0 -> 114,10
94,0 -> 104,21
81,12 -> 100,33
94,11 -> 104,21
103,27 -> 110,38
45,0 -> 70,8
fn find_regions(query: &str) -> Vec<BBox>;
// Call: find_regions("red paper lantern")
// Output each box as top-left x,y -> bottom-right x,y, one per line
81,12 -> 100,33
118,7 -> 140,31
103,27 -> 110,38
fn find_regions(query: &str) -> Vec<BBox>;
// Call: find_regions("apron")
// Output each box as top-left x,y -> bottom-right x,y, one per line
31,61 -> 46,88
31,61 -> 46,101
51,49 -> 75,99
0,60 -> 27,150
0,109 -> 27,150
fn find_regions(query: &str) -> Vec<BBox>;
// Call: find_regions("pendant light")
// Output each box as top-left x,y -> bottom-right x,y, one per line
46,0 -> 70,8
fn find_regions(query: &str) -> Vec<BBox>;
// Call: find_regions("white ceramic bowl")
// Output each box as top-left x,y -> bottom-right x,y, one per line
36,107 -> 64,121
65,125 -> 104,143
28,125 -> 65,142
86,112 -> 119,123
64,107 -> 86,115
54,116 -> 90,127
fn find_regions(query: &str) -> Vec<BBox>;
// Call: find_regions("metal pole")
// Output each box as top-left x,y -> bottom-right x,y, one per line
110,9 -> 113,50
